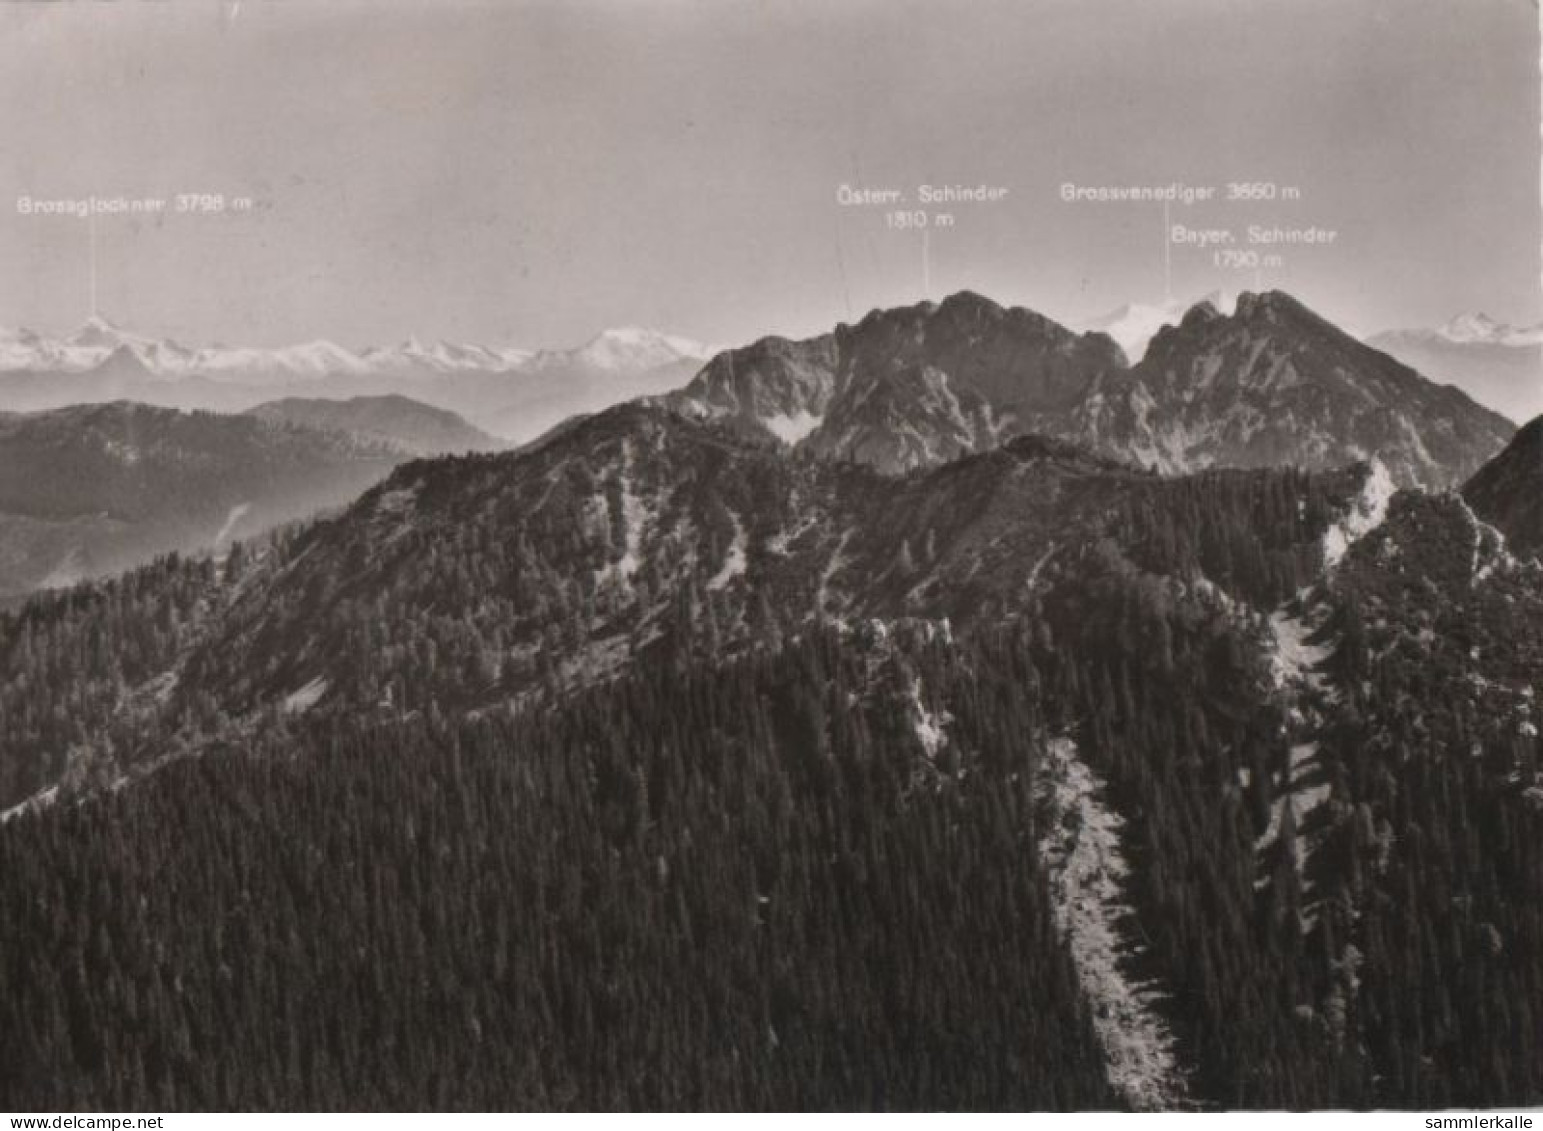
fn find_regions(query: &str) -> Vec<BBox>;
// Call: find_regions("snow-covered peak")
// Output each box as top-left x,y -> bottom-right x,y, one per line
68,314 -> 130,347
568,326 -> 711,372
1435,312 -> 1543,347
184,339 -> 366,380
1441,313 -> 1502,342
268,340 -> 369,376
0,316 -> 183,376
1082,291 -> 1236,361
357,336 -> 528,376
0,327 -> 49,370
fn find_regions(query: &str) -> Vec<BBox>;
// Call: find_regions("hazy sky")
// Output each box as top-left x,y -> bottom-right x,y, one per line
0,0 -> 1537,348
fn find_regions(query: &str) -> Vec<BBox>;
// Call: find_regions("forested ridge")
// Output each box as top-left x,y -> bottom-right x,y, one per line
0,406 -> 1361,813
0,404 -> 1540,1110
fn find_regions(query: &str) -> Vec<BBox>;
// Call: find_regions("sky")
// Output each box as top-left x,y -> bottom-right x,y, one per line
0,0 -> 1537,349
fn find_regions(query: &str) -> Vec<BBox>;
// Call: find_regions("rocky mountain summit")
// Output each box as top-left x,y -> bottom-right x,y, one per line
672,290 -> 1511,487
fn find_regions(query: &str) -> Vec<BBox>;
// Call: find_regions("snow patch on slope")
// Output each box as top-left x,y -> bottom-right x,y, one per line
1024,542 -> 1058,596
1254,742 -> 1333,922
708,509 -> 747,591
906,678 -> 951,760
598,441 -> 651,585
1267,608 -> 1331,693
1257,594 -> 1339,924
1322,458 -> 1395,567
283,676 -> 328,714
0,784 -> 60,824
214,502 -> 251,546
375,483 -> 420,516
762,409 -> 823,445
1037,736 -> 1188,1110
1454,495 -> 1519,586
39,547 -> 87,591
817,530 -> 853,617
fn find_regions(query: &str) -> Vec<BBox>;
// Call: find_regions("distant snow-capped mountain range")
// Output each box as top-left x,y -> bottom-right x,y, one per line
0,318 -> 716,442
0,316 -> 712,383
1410,312 -> 1543,348
4,302 -> 1536,440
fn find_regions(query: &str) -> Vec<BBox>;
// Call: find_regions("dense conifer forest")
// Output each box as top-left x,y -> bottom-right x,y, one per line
2,530 -> 1539,1107
1,630 -> 1122,1110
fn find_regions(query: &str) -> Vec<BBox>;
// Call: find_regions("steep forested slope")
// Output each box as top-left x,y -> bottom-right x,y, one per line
1,399 -> 1540,1111
1464,414 -> 1543,559
1,629 -> 1122,1110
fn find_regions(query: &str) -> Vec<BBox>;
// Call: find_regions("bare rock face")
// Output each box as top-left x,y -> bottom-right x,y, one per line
672,290 -> 1127,474
673,289 -> 1512,488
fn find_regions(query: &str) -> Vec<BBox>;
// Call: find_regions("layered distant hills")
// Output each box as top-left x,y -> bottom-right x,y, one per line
0,402 -> 403,596
1368,312 -> 1543,425
245,395 -> 502,456
0,395 -> 504,597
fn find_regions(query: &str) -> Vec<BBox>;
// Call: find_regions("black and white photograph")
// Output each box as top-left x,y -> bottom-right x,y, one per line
0,0 -> 1540,1115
